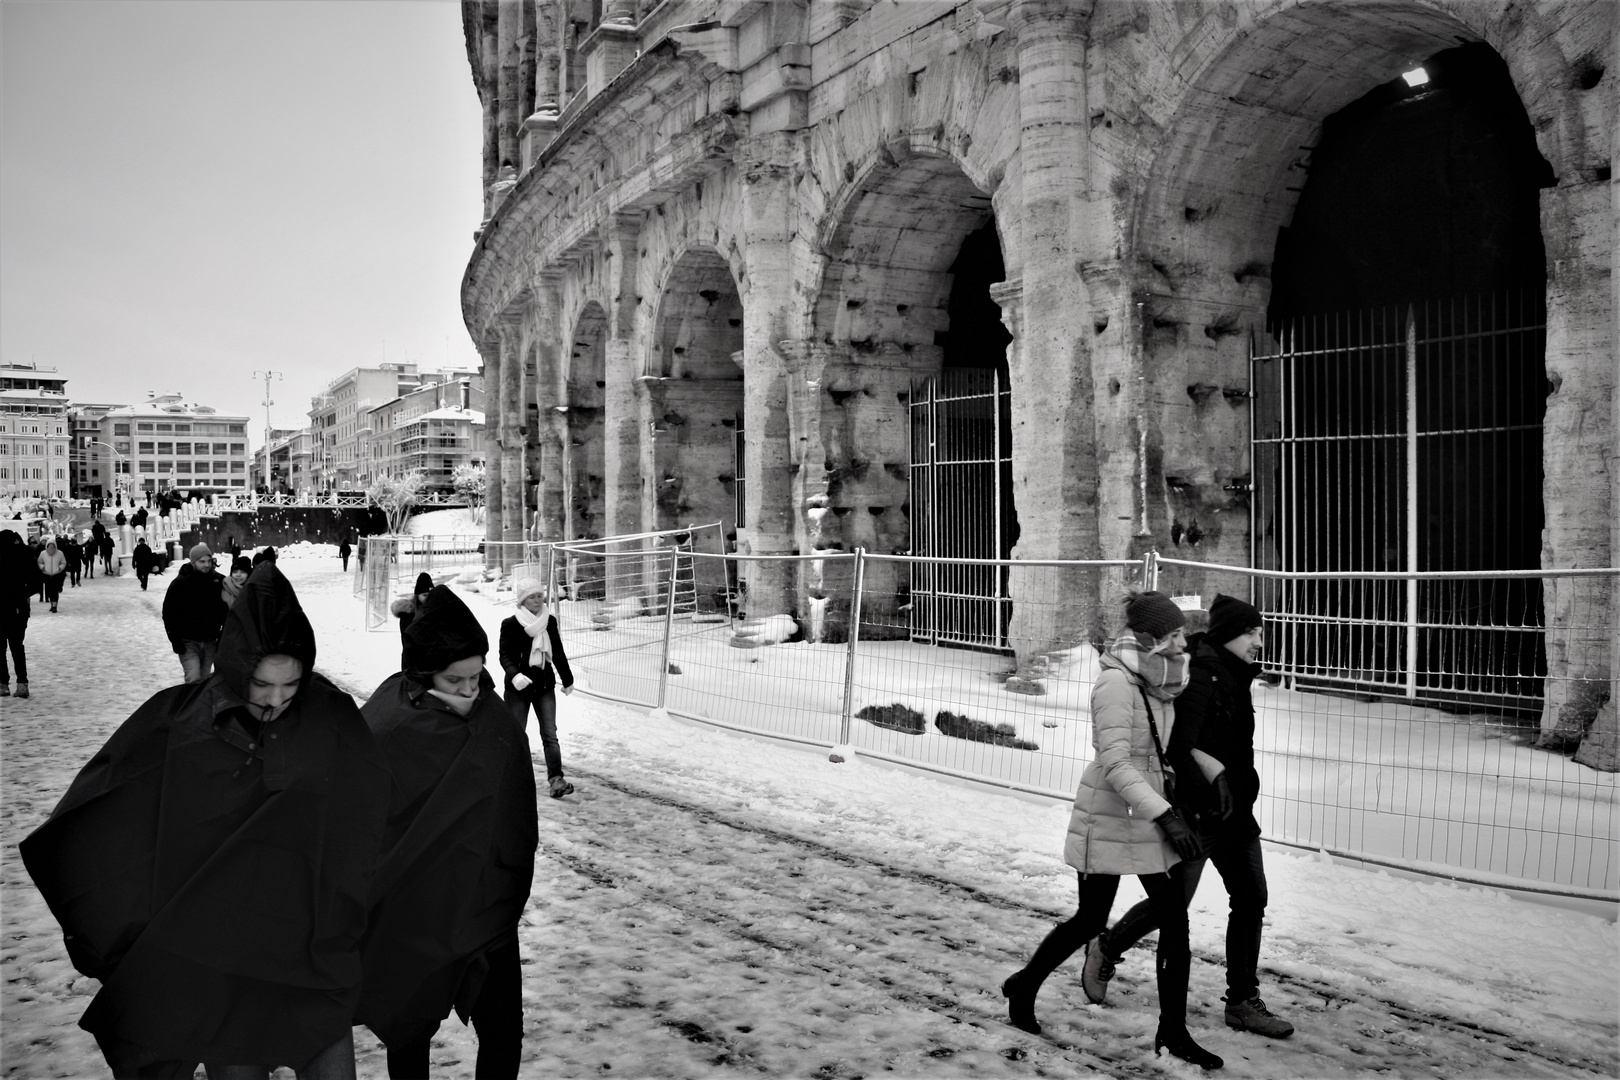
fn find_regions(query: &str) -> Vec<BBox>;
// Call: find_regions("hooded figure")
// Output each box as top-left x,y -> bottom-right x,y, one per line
21,564 -> 390,1078
390,572 -> 435,669
357,585 -> 537,1080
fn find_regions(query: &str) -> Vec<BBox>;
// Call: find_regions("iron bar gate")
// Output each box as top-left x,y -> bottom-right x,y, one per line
908,369 -> 1014,649
1250,292 -> 1547,713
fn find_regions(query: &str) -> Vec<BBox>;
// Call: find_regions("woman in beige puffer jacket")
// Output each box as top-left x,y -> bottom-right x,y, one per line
1001,591 -> 1223,1071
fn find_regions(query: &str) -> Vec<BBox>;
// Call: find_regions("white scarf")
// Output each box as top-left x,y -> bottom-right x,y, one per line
515,604 -> 553,669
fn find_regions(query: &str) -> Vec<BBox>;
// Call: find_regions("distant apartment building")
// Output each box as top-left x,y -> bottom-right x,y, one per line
0,361 -> 71,501
87,394 -> 253,497
260,427 -> 315,493
310,364 -> 481,490
365,375 -> 486,489
68,402 -> 123,499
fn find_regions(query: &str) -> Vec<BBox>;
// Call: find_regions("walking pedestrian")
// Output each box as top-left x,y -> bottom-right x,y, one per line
0,531 -> 37,698
1082,595 -> 1294,1039
1002,591 -> 1222,1069
20,563 -> 390,1079
37,538 -> 67,613
338,535 -> 352,572
222,555 -> 253,607
114,508 -> 126,528
500,570 -> 576,798
356,585 -> 536,1079
133,537 -> 158,591
99,531 -> 116,575
63,535 -> 82,587
390,573 -> 434,666
162,544 -> 228,684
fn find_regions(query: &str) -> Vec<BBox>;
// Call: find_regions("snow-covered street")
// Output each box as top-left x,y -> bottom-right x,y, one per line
3,545 -> 1616,1079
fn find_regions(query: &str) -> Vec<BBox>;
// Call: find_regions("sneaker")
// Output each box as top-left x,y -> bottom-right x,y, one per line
1081,935 -> 1115,1004
549,776 -> 574,799
14,683 -> 28,699
1225,995 -> 1294,1038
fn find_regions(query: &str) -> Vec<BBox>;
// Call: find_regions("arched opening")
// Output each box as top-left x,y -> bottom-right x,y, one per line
649,249 -> 745,540
564,302 -> 607,544
1257,41 -> 1553,708
1135,4 -> 1555,713
814,154 -> 1015,646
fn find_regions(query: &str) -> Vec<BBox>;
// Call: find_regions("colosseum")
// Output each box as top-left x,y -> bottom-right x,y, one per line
459,0 -> 1614,741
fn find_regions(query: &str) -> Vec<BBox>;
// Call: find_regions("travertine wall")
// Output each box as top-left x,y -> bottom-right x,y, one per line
461,0 -> 1615,742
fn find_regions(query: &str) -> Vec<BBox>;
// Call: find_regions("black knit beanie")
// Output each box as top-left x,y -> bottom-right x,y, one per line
415,572 -> 434,596
1124,590 -> 1185,640
1206,594 -> 1263,647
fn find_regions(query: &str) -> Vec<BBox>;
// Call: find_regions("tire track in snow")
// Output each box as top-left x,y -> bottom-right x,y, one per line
558,766 -> 1615,1078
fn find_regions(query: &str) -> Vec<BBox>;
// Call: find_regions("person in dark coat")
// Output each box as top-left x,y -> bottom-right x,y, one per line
499,572 -> 576,798
132,538 -> 158,591
222,555 -> 253,608
114,509 -> 126,527
162,544 -> 228,683
338,535 -> 352,572
390,573 -> 434,666
63,535 -> 82,587
0,531 -> 38,698
1084,595 -> 1294,1039
20,564 -> 390,1078
86,524 -> 102,579
357,585 -> 537,1080
99,531 -> 116,575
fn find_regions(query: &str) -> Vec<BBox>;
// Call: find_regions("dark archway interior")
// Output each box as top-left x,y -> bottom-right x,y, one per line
942,220 -> 1011,375
1260,43 -> 1553,702
566,303 -> 607,542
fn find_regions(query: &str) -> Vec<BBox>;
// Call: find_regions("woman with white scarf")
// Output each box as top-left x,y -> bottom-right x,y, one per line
1001,590 -> 1222,1070
498,575 -> 575,798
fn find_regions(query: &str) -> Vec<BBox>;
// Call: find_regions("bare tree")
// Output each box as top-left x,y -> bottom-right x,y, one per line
451,462 -> 487,524
367,470 -> 429,535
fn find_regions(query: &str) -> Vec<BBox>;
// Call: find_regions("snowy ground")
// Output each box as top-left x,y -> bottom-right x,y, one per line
2,540 -> 1617,1079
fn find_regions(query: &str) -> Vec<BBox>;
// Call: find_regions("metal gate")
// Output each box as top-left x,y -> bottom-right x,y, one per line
1250,292 -> 1547,711
908,369 -> 1014,649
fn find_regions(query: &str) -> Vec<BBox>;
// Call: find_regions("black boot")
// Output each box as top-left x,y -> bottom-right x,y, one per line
1001,971 -> 1042,1035
1155,1026 -> 1223,1070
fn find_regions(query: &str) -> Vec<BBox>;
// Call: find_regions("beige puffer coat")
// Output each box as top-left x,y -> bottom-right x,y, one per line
1063,656 -> 1181,877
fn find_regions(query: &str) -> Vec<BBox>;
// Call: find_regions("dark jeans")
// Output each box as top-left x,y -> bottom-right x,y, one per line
506,687 -> 561,780
1,616 -> 25,684
1016,870 -> 1192,1029
1103,830 -> 1268,1003
383,939 -> 522,1080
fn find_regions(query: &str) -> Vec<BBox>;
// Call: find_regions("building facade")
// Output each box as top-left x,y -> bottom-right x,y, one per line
308,365 -> 481,490
0,361 -> 71,502
365,374 -> 486,488
89,394 -> 253,498
460,1 -> 1616,736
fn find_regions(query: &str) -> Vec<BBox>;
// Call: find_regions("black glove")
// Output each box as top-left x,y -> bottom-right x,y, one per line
1213,773 -> 1234,820
1155,809 -> 1203,861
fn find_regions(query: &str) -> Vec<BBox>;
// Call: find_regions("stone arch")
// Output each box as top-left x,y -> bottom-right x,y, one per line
646,246 -> 746,541
560,300 -> 608,543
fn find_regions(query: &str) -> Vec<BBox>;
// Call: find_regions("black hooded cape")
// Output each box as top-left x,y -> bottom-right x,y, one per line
20,564 -> 389,1072
356,585 -> 537,1044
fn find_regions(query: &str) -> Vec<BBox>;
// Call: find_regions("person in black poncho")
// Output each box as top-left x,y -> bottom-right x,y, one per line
20,563 -> 391,1079
358,585 -> 537,1079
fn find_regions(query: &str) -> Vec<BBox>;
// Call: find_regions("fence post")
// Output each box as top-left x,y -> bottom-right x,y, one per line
1142,549 -> 1160,591
839,548 -> 867,745
656,550 -> 679,709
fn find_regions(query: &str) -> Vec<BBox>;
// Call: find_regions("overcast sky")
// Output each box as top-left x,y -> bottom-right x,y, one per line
1,0 -> 485,450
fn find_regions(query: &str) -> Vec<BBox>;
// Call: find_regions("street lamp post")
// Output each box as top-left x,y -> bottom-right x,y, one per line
87,440 -> 130,504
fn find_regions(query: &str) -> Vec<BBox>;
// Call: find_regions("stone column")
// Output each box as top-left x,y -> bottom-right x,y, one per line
1002,1 -> 1104,683
480,338 -> 503,553
738,133 -> 805,617
602,214 -> 644,545
531,274 -> 567,540
495,0 -> 522,169
498,322 -> 525,555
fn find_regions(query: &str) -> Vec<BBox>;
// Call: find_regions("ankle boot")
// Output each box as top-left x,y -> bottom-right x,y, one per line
1155,1025 -> 1223,1070
1000,972 -> 1042,1035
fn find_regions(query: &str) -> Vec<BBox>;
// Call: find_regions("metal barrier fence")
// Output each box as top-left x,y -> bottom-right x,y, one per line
540,545 -> 1615,898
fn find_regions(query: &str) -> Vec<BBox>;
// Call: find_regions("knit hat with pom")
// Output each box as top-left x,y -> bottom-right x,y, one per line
1123,590 -> 1186,640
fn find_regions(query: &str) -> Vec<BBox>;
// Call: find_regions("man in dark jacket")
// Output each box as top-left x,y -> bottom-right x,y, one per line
1082,595 -> 1294,1039
358,586 -> 537,1079
162,543 -> 228,683
0,530 -> 39,698
21,564 -> 390,1078
132,538 -> 158,591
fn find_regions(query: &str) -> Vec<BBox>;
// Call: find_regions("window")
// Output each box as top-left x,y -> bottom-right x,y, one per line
175,442 -> 191,455
115,441 -> 130,454
230,478 -> 245,487
229,425 -> 245,435
230,461 -> 244,472
229,443 -> 245,454
137,423 -> 154,432
31,444 -> 42,455
54,444 -> 64,455
31,467 -> 42,480
213,462 -> 229,473
54,469 -> 64,480
174,424 -> 191,433
156,462 -> 172,474
0,443 -> 7,454
213,443 -> 228,455
0,468 -> 7,479
139,460 -> 154,472
157,442 -> 173,455
175,461 -> 191,474
113,423 -> 130,436
138,442 -> 154,454
155,423 -> 172,432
